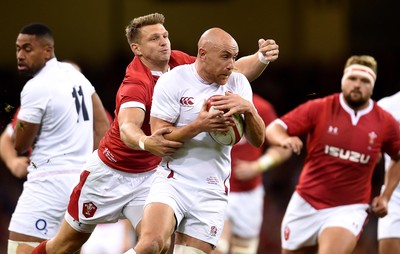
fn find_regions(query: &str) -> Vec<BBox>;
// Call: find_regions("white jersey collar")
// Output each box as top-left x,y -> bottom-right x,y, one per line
339,93 -> 373,125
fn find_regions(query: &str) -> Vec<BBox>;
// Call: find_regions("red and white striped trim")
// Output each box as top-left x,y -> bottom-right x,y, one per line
341,64 -> 376,87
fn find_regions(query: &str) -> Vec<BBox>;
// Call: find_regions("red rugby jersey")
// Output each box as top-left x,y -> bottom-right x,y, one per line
281,93 -> 400,209
98,51 -> 195,173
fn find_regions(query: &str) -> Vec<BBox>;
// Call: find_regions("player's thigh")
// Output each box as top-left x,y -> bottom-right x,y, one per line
318,227 -> 357,254
378,190 -> 400,240
379,238 -> 400,254
175,233 -> 213,254
281,192 -> 321,250
9,174 -> 78,240
230,235 -> 259,254
228,186 -> 264,238
219,220 -> 232,243
214,220 -> 232,254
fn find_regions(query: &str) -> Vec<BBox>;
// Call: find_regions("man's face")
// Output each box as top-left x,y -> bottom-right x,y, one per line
16,34 -> 50,77
202,43 -> 238,85
341,73 -> 373,109
133,24 -> 171,68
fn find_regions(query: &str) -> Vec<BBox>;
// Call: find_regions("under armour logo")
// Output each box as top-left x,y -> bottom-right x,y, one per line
328,126 -> 338,135
180,97 -> 194,106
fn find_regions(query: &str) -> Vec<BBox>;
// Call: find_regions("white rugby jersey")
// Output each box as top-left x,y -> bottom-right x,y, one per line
151,63 -> 254,192
378,91 -> 400,190
18,58 -> 95,173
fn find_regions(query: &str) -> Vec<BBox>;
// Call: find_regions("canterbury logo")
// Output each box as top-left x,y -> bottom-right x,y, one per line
180,97 -> 194,106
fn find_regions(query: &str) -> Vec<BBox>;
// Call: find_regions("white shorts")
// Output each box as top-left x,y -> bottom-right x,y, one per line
65,151 -> 155,233
281,191 -> 369,250
145,168 -> 228,246
378,186 -> 400,239
226,185 -> 264,238
8,169 -> 81,239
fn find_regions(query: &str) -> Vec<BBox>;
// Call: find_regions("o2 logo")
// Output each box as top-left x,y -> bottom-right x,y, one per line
35,219 -> 48,235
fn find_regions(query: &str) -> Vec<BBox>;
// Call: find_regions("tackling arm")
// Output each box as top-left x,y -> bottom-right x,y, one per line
150,100 -> 231,143
119,107 -> 182,157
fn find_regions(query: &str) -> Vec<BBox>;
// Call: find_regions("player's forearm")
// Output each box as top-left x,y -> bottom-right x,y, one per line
255,146 -> 292,173
0,131 -> 18,168
243,109 -> 265,147
235,52 -> 268,82
120,122 -> 146,150
382,159 -> 400,200
265,121 -> 289,147
162,119 -> 202,143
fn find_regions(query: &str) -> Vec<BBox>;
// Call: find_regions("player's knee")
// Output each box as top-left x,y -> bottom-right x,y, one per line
230,237 -> 259,254
173,244 -> 206,254
138,235 -> 170,253
214,238 -> 229,254
8,240 -> 40,254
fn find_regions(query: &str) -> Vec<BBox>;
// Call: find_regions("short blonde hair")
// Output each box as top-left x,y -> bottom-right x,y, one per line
344,55 -> 377,76
125,13 -> 165,44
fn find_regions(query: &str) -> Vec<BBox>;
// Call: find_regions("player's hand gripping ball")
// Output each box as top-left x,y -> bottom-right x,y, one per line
206,96 -> 244,146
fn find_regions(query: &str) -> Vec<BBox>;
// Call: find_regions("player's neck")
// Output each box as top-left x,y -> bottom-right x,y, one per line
141,58 -> 169,73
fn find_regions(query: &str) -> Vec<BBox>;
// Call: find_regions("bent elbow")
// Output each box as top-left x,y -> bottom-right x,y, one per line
247,133 -> 265,148
253,138 -> 265,148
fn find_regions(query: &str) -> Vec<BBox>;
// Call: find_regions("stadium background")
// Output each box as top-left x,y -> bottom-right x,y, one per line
1,0 -> 399,253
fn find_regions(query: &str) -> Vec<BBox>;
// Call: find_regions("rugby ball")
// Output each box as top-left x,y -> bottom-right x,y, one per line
206,96 -> 244,146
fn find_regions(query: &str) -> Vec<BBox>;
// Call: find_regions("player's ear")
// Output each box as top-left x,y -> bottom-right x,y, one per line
198,47 -> 206,61
131,43 -> 141,56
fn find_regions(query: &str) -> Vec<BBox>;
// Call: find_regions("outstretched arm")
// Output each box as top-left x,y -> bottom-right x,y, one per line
235,39 -> 279,82
234,145 -> 292,181
266,120 -> 303,155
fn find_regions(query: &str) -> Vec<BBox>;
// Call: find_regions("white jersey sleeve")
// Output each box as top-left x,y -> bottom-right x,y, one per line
378,91 -> 400,171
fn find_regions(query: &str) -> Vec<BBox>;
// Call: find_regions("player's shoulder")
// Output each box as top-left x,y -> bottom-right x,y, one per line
164,63 -> 191,77
228,71 -> 249,87
368,101 -> 400,128
378,91 -> 400,109
170,50 -> 195,67
170,50 -> 192,59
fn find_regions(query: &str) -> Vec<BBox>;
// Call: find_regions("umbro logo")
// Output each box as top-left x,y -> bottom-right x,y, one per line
180,97 -> 194,106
